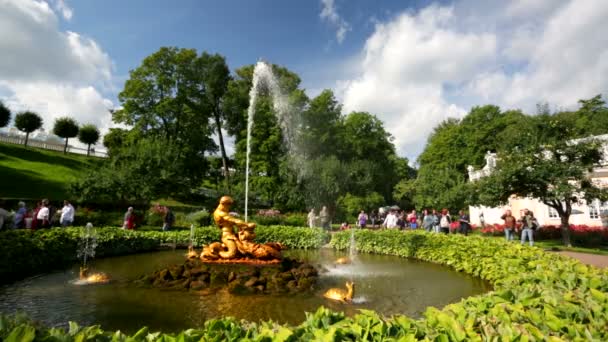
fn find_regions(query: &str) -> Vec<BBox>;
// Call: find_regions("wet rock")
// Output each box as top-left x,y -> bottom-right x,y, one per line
190,280 -> 206,290
255,285 -> 265,292
287,280 -> 298,291
244,277 -> 258,288
228,282 -> 253,295
210,272 -> 228,287
298,277 -> 315,291
228,271 -> 236,282
169,265 -> 184,280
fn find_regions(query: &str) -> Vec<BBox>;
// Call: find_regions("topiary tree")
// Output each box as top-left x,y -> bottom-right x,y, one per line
78,124 -> 100,156
53,117 -> 79,154
0,100 -> 11,128
14,111 -> 43,147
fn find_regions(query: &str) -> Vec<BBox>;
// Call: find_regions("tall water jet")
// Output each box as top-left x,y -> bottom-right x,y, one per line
244,60 -> 294,221
76,223 -> 109,284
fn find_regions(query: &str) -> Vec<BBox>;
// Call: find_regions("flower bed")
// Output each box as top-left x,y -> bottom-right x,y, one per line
1,230 -> 607,340
480,223 -> 608,246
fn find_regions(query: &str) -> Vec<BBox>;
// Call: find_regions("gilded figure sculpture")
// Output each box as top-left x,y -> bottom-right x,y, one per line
200,196 -> 283,262
323,281 -> 355,303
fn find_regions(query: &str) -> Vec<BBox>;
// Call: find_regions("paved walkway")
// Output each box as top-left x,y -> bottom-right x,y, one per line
557,251 -> 608,268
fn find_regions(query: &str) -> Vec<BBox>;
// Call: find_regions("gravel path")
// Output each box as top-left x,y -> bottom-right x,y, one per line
558,251 -> 608,268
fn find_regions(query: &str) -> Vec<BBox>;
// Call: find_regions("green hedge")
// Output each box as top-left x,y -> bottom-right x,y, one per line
2,230 -> 608,340
0,226 -> 328,284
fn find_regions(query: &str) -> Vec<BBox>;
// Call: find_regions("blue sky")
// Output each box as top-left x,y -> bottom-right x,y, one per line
1,0 -> 608,159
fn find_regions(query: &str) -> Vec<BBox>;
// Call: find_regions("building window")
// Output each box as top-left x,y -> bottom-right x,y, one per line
589,200 -> 601,220
548,207 -> 559,219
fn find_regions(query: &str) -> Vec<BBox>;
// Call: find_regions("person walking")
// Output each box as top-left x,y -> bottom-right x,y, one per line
501,209 -> 516,241
162,207 -> 175,231
439,209 -> 451,234
520,209 -> 537,246
60,200 -> 75,227
307,208 -> 317,228
357,210 -> 368,229
458,210 -> 471,236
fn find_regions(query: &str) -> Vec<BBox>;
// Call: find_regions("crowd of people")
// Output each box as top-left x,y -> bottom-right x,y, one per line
0,199 -> 75,230
500,208 -> 539,246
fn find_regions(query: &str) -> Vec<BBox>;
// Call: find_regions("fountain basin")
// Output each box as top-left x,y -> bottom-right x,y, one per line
0,249 -> 489,333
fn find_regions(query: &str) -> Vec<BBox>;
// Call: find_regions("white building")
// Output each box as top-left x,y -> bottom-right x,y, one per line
468,138 -> 608,227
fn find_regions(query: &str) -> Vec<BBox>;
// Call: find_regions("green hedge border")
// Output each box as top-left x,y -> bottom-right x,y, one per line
1,229 -> 608,341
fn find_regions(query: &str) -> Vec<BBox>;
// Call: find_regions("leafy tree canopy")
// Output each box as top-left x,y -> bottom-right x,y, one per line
0,100 -> 10,128
14,111 -> 43,147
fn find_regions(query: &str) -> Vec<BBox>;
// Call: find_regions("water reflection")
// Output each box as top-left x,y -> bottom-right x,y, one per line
0,249 -> 490,333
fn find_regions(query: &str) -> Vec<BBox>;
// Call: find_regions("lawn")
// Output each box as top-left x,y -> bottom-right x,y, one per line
0,142 -> 100,200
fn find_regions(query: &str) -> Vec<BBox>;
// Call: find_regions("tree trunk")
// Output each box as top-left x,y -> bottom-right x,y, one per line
24,132 -> 29,147
560,214 -> 572,247
214,112 -> 230,192
87,144 -> 91,157
64,138 -> 68,154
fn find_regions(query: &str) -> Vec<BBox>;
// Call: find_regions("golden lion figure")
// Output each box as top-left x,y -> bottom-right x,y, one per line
200,196 -> 283,261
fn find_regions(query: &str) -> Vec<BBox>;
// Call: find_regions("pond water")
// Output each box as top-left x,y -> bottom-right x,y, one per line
0,249 -> 490,333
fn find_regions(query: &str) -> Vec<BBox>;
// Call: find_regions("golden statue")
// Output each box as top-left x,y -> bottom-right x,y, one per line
323,281 -> 355,303
200,196 -> 283,261
335,257 -> 351,265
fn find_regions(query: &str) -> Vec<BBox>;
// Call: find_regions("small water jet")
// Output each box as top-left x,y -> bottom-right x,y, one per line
76,223 -> 109,285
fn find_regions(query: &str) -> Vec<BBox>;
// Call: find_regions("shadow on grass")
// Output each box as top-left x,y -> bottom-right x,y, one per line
0,165 -> 69,200
0,143 -> 95,171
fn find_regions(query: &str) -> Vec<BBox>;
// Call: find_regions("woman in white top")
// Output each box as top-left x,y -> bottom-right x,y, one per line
36,199 -> 50,228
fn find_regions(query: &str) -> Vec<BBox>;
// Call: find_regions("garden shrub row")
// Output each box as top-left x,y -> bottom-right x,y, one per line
0,226 -> 328,284
480,223 -> 608,247
2,229 -> 608,340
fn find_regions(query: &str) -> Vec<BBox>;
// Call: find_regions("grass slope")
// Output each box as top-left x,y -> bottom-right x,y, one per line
0,142 -> 99,200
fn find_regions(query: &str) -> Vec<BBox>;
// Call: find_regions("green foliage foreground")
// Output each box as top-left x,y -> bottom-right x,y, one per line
1,230 -> 608,341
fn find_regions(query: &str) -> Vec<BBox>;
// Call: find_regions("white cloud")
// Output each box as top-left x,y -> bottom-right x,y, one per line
320,0 -> 351,44
0,0 -> 114,147
334,0 -> 608,159
52,0 -> 73,20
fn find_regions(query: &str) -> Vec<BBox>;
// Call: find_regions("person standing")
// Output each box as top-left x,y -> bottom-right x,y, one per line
319,206 -> 330,231
14,201 -> 27,229
307,208 -> 317,228
439,209 -> 451,234
0,201 -> 9,230
36,199 -> 50,229
458,210 -> 471,236
123,207 -> 135,230
357,210 -> 368,229
60,200 -> 75,227
520,209 -> 536,246
383,210 -> 399,229
422,209 -> 434,232
370,210 -> 378,229
163,207 -> 175,231
501,209 -> 516,241
408,210 -> 418,229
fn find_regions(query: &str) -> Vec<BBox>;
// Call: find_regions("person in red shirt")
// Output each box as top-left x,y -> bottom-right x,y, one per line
501,209 -> 516,241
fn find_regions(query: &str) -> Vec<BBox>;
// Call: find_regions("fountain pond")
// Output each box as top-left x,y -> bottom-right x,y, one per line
0,248 -> 490,333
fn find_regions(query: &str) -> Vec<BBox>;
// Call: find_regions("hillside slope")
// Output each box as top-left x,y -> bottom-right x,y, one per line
0,142 -> 100,200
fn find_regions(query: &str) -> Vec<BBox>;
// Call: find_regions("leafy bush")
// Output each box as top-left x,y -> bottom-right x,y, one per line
0,225 -> 328,284
185,209 -> 211,226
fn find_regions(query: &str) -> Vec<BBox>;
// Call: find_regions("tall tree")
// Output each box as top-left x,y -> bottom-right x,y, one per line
102,128 -> 130,156
472,125 -> 608,246
53,117 -> 79,154
196,53 -> 232,190
0,100 -> 10,128
14,111 -> 42,147
78,124 -> 100,156
112,47 -> 222,188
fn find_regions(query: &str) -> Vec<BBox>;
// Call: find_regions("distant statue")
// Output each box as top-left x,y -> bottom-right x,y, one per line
484,151 -> 497,170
